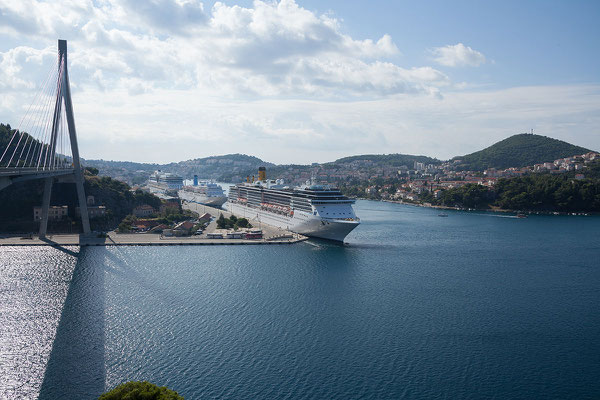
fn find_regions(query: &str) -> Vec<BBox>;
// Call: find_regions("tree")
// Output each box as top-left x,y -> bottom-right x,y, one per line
216,214 -> 251,229
235,217 -> 250,228
117,214 -> 137,233
217,213 -> 228,229
99,381 -> 183,400
85,166 -> 99,176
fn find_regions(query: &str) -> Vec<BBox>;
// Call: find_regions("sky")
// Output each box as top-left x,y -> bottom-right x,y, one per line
0,0 -> 599,164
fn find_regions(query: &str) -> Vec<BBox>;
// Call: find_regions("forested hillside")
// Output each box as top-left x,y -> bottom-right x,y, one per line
423,160 -> 600,212
332,153 -> 440,166
454,134 -> 592,171
0,168 -> 162,232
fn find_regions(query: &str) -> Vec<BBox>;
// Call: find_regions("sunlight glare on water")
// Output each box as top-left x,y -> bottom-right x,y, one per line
0,246 -> 78,399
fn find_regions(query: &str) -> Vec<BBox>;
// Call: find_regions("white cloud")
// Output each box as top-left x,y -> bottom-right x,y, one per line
0,45 -> 55,91
0,0 -> 440,99
0,1 -> 598,164
431,43 -> 486,67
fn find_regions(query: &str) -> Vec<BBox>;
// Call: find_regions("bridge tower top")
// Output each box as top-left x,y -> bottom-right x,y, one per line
59,39 -> 67,62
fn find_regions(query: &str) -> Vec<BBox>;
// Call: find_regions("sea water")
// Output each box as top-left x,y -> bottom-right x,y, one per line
1,200 -> 599,399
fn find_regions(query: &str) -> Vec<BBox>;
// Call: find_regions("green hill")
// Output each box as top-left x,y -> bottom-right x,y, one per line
334,154 -> 441,167
454,134 -> 593,171
332,153 -> 440,167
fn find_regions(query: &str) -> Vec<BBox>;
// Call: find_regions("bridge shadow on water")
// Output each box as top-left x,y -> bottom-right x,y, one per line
38,237 -> 80,257
38,246 -> 106,400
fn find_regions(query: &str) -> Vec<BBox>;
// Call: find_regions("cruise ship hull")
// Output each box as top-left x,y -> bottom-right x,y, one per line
226,202 -> 359,242
178,191 -> 227,207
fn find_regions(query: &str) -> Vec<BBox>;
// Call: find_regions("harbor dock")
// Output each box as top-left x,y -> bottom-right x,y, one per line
0,232 -> 306,247
0,202 -> 307,247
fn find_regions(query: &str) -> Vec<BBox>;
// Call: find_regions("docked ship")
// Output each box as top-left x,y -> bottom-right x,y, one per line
226,167 -> 360,241
147,170 -> 184,195
178,175 -> 227,207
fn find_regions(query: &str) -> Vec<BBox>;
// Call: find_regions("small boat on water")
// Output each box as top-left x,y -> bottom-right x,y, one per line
438,213 -> 448,217
516,213 -> 527,218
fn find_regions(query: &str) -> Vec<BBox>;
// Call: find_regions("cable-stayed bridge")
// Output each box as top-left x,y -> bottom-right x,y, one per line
0,40 -> 90,236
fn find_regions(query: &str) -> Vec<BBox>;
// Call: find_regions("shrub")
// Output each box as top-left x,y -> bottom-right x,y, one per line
99,381 -> 183,400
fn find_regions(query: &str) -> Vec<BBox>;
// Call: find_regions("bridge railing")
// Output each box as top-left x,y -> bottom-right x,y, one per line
0,166 -> 76,176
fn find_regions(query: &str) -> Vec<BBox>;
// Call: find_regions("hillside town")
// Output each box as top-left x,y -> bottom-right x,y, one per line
355,151 -> 600,202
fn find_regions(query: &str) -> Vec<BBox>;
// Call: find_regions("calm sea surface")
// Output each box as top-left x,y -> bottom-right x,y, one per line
1,200 -> 600,399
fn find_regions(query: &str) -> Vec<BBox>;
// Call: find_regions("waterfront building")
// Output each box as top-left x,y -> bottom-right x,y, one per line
160,201 -> 180,215
33,206 -> 68,221
173,221 -> 195,235
133,204 -> 155,217
76,206 -> 106,219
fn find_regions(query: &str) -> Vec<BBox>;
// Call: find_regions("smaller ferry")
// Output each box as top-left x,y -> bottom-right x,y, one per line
178,175 -> 227,207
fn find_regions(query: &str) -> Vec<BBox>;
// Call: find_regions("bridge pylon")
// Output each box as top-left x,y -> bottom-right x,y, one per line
39,39 -> 90,236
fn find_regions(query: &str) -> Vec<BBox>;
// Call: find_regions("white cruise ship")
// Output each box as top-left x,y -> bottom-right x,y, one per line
178,177 -> 227,207
147,170 -> 184,195
226,167 -> 359,241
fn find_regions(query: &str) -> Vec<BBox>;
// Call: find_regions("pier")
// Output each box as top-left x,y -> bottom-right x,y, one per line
0,232 -> 306,247
0,202 -> 307,247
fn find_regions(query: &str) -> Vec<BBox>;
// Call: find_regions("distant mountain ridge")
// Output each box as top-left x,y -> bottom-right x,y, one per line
75,133 -> 597,182
331,153 -> 440,166
83,154 -> 271,184
454,134 -> 593,171
83,152 -> 441,183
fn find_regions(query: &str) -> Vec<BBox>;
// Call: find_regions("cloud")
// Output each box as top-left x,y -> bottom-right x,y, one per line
68,84 -> 600,164
2,1 -> 597,164
430,43 -> 486,67
0,0 -> 442,99
0,45 -> 55,91
119,0 -> 207,35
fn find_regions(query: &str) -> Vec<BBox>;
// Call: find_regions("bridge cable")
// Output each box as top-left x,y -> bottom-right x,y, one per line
36,65 -> 59,170
42,57 -> 65,170
35,64 -> 61,169
11,56 -> 57,168
0,54 -> 57,167
0,64 -> 51,166
43,60 -> 60,170
35,62 -> 60,170
22,58 -> 58,169
23,62 -> 58,169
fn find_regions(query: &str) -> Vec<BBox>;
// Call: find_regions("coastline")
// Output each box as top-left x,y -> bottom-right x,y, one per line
352,197 -> 596,216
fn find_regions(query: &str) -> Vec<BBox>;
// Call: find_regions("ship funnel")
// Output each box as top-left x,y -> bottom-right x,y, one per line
258,166 -> 266,181
246,175 -> 250,183
193,175 -> 198,186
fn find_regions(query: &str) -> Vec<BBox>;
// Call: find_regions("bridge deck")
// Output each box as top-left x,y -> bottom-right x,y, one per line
0,167 -> 75,177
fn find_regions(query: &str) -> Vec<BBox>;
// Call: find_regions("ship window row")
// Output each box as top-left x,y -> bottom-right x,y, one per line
294,193 -> 347,200
291,200 -> 310,207
294,205 -> 312,212
263,194 -> 292,205
311,201 -> 353,205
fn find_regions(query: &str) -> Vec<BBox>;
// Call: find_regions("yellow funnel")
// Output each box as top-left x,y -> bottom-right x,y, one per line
258,167 -> 266,181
